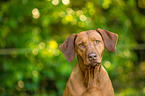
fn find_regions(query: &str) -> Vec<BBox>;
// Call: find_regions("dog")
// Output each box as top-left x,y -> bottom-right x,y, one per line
59,28 -> 118,96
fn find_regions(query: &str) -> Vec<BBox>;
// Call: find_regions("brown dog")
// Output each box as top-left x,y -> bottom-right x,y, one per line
59,28 -> 118,96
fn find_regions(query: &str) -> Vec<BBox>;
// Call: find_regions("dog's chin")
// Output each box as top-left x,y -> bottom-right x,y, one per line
85,62 -> 101,67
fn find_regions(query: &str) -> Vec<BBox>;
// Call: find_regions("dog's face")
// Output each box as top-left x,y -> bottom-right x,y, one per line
59,28 -> 118,66
75,30 -> 104,67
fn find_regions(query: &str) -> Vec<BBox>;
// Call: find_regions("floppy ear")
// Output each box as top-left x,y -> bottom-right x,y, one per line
59,34 -> 76,63
97,28 -> 118,52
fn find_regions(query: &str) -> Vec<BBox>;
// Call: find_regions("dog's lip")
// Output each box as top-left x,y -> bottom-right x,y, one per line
88,62 -> 101,66
92,61 -> 101,64
93,62 -> 101,65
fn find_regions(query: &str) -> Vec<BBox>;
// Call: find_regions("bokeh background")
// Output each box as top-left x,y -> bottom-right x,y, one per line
0,0 -> 145,96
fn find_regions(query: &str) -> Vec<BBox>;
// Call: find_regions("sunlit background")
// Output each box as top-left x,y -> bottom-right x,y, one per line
0,0 -> 145,96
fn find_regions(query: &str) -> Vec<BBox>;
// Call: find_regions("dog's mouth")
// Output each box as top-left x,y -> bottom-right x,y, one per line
92,62 -> 101,66
91,62 -> 101,67
86,61 -> 101,67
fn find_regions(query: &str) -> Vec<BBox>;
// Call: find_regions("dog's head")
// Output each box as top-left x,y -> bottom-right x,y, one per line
59,28 -> 118,67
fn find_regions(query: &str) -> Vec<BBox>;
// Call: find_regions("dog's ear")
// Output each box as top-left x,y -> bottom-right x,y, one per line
97,28 -> 118,52
59,34 -> 76,63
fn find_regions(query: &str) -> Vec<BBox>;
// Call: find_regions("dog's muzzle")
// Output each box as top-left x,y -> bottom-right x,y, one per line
88,53 -> 101,67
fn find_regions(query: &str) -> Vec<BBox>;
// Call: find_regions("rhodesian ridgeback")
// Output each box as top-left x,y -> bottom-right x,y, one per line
59,28 -> 118,96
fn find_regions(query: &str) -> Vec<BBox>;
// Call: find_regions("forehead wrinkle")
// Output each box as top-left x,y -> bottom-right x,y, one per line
75,33 -> 88,44
88,32 -> 103,41
86,32 -> 89,40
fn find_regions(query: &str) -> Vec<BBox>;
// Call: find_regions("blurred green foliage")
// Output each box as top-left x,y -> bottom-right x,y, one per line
0,0 -> 145,96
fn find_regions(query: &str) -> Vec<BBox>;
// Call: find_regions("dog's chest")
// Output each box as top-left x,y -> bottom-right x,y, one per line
83,66 -> 102,88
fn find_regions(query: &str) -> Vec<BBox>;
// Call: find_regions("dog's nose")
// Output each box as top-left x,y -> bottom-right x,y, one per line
88,53 -> 97,61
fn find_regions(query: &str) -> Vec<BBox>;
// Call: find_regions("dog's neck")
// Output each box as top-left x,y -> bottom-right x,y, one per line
77,55 -> 102,88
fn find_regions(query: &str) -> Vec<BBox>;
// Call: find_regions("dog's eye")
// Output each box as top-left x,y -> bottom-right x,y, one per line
79,43 -> 84,47
95,40 -> 100,44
